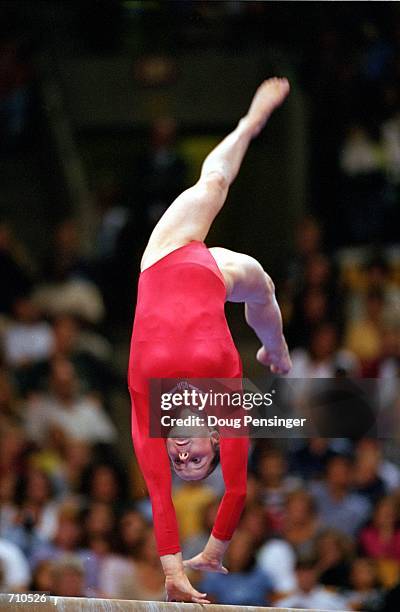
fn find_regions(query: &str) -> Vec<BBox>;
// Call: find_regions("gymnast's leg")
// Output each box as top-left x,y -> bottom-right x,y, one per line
141,77 -> 290,271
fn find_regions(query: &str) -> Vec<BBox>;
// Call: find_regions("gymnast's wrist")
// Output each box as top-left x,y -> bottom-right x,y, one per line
160,552 -> 185,577
204,534 -> 230,561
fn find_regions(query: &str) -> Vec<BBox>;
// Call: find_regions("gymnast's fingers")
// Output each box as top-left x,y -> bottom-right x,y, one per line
192,588 -> 208,598
192,596 -> 211,604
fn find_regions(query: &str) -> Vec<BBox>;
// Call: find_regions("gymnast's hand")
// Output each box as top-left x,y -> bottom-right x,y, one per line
165,571 -> 210,604
183,551 -> 229,575
184,535 -> 230,575
161,553 -> 209,604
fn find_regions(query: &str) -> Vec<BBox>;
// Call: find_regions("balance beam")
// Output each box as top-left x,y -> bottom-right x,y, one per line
0,594 -> 350,611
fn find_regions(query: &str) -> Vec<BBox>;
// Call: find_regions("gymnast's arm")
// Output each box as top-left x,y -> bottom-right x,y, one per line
129,388 -> 209,603
183,436 -> 249,573
184,255 -> 291,572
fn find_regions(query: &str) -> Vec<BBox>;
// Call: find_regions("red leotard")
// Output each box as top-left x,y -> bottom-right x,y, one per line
128,240 -> 249,556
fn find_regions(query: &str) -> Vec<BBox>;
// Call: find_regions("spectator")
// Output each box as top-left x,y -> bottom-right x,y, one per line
290,322 -> 359,378
345,289 -> 386,366
289,438 -> 344,481
315,528 -> 354,590
238,503 -> 270,549
0,471 -> 18,538
284,216 -> 323,298
42,220 -> 90,285
30,506 -> 82,567
347,256 -> 400,325
340,126 -> 383,178
359,496 -> 400,562
256,534 -> 297,595
4,467 -> 59,558
115,508 -> 148,555
81,503 -> 117,574
173,480 -> 216,541
29,559 -> 55,594
368,326 -> 400,426
256,448 -> 302,532
0,422 -> 28,480
94,180 -> 128,263
82,502 -> 116,551
33,220 -> 104,325
198,530 -> 272,606
0,370 -> 22,427
0,537 -> 30,592
276,555 -> 348,610
281,490 -> 321,557
376,326 -> 400,401
2,295 -> 54,368
310,454 -> 371,537
82,462 -> 128,511
17,314 -> 116,400
24,357 -> 117,445
344,557 -> 384,611
33,283 -> 105,327
52,555 -> 92,597
104,528 -> 165,601
244,472 -> 264,505
355,439 -> 400,493
52,314 -> 112,364
382,581 -> 400,612
287,288 -> 332,349
354,438 -> 387,504
53,437 -> 93,502
29,503 -> 99,592
304,253 -> 336,293
287,252 -> 342,349
98,508 -> 148,598
181,498 -> 220,560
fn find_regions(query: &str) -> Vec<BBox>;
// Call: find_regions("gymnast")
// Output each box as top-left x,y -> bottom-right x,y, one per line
128,77 -> 292,603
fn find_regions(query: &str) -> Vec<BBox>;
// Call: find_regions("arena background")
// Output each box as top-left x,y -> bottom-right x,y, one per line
0,1 -> 399,609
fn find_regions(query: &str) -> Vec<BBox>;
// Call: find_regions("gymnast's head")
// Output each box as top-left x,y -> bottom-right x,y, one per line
166,431 -> 220,481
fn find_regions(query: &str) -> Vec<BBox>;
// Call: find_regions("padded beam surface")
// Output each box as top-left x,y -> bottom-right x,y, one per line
0,594 -> 350,611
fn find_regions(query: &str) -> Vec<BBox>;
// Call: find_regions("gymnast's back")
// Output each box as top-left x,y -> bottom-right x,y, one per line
128,240 -> 242,393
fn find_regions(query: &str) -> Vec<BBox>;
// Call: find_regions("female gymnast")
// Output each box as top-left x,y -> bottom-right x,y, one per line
128,77 -> 292,603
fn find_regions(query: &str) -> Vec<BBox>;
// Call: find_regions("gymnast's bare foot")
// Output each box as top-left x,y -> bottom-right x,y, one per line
246,77 -> 290,136
257,338 -> 292,375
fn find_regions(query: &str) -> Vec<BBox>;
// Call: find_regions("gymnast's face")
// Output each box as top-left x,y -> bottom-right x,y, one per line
166,435 -> 218,481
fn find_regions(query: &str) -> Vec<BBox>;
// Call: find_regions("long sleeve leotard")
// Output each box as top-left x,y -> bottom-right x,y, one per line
128,240 -> 249,556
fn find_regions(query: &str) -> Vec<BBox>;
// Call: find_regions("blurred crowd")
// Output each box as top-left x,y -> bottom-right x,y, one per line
280,216 -> 400,382
0,3 -> 400,610
0,207 -> 399,611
